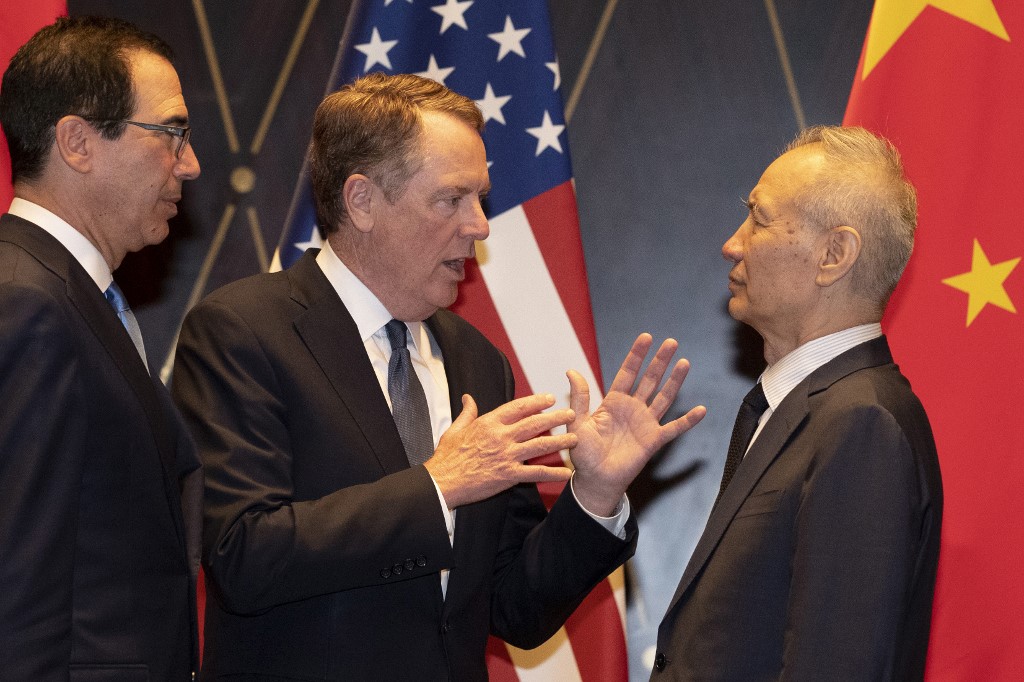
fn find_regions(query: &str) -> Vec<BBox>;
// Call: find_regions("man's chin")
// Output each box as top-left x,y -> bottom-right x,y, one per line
726,297 -> 743,320
143,222 -> 171,247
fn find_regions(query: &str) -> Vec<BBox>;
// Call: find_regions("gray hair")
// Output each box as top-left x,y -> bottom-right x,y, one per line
786,125 -> 917,306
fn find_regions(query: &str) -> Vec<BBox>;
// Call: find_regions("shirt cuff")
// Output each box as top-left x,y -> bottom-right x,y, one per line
570,472 -> 630,540
428,472 -> 455,543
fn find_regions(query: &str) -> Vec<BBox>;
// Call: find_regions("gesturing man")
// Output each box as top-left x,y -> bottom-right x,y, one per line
173,73 -> 705,680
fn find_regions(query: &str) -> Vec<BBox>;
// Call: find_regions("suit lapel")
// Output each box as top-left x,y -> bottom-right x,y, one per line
0,214 -> 190,552
425,312 -> 491,608
663,336 -> 896,617
426,312 -> 471,421
288,251 -> 410,476
663,391 -> 809,617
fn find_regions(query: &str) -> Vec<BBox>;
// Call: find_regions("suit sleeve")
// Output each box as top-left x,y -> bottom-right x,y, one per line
488,485 -> 637,648
782,403 -> 928,679
172,299 -> 454,615
0,282 -> 83,676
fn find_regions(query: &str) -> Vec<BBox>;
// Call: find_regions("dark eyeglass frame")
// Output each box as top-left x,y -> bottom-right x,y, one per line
93,119 -> 192,158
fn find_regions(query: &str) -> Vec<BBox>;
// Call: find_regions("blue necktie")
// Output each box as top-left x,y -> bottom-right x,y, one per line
384,320 -> 434,467
104,281 -> 147,365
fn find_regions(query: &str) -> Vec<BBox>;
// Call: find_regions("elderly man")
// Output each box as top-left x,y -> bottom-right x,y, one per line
0,16 -> 202,680
172,72 -> 705,680
653,126 -> 942,680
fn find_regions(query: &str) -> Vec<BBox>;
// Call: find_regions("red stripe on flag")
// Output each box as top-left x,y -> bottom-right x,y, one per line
521,181 -> 604,387
0,2 -> 66,209
452,260 -> 534,401
484,636 -> 521,682
565,573 -> 628,680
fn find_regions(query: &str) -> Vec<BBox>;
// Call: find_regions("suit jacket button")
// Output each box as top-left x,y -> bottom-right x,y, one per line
380,568 -> 392,579
416,556 -> 427,567
654,652 -> 667,672
405,558 -> 416,571
441,621 -> 451,633
392,563 -> 403,575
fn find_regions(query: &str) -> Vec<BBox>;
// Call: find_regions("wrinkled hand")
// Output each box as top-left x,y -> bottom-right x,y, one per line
425,393 -> 577,509
568,334 -> 707,516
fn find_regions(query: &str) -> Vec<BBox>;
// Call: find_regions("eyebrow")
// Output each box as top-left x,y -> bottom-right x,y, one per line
161,115 -> 190,127
432,183 -> 491,200
745,197 -> 768,221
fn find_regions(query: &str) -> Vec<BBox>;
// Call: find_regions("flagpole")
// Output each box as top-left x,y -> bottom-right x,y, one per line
273,0 -> 364,272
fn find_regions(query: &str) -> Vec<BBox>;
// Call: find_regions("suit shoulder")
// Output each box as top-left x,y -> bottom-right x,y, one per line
432,308 -> 505,359
194,270 -> 291,318
0,260 -> 71,336
0,238 -> 60,288
824,363 -> 928,422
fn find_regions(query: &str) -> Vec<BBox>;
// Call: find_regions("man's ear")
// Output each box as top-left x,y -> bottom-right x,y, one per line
53,115 -> 95,174
816,225 -> 861,286
342,174 -> 376,234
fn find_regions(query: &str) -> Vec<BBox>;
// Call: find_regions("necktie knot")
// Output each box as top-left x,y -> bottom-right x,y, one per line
104,281 -> 129,313
384,319 -> 408,352
742,382 -> 769,414
103,280 -> 147,365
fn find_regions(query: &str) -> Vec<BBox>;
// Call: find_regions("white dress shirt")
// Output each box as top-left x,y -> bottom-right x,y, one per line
8,198 -> 112,292
747,323 -> 884,453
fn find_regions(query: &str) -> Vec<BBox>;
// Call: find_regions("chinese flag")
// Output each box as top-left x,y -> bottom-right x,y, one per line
0,3 -> 66,208
844,1 -> 1023,679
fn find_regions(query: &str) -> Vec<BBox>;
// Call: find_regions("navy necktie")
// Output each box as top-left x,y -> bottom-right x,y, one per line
104,281 -> 147,365
715,382 -> 769,506
384,320 -> 434,467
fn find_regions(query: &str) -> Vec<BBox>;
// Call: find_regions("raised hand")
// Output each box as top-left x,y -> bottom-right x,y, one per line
567,334 -> 707,516
425,393 -> 577,509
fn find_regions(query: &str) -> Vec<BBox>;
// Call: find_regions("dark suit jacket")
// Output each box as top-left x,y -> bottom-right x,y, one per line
171,250 -> 636,681
654,336 -> 942,681
0,213 -> 201,681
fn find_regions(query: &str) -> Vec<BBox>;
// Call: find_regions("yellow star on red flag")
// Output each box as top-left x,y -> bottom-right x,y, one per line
862,0 -> 1010,79
941,239 -> 1020,326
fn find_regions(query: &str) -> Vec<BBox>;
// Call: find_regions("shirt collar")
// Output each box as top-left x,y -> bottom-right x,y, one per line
314,243 -> 428,353
8,197 -> 112,291
760,323 -> 883,410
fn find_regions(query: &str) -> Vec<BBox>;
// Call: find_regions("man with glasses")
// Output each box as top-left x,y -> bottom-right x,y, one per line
0,16 -> 202,680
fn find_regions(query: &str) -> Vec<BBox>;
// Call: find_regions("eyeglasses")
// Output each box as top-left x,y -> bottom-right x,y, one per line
123,120 -> 192,158
92,119 -> 192,158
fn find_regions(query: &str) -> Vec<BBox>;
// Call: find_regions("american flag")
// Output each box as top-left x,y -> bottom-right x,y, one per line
271,0 -> 627,679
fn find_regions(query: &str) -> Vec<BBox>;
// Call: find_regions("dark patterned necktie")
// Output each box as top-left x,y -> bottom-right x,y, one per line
384,320 -> 434,467
715,382 -> 769,506
104,281 -> 147,365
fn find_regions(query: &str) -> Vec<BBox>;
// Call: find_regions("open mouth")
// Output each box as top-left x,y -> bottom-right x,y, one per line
443,258 -> 466,277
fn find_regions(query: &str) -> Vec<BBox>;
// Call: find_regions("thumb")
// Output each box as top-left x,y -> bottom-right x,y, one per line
566,369 -> 590,432
449,394 -> 478,433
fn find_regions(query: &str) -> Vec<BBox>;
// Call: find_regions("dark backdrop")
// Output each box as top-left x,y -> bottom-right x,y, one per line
67,1 -> 872,677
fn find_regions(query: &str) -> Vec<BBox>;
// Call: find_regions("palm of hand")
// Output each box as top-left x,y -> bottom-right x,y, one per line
571,392 -> 664,483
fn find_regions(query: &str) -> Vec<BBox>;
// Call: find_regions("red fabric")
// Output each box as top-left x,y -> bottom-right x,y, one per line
522,180 -> 604,383
0,3 -> 66,208
844,2 -> 1024,679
